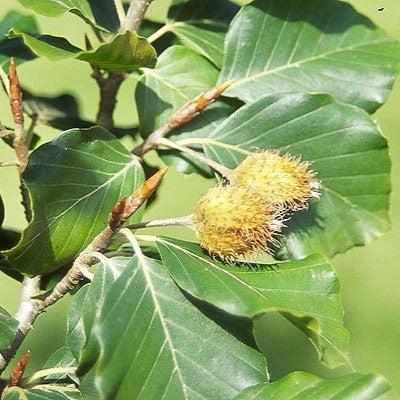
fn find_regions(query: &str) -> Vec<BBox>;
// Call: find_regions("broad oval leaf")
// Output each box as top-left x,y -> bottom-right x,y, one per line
0,306 -> 18,349
234,371 -> 390,400
165,0 -> 239,67
219,0 -> 400,112
4,127 -> 144,275
181,93 -> 390,259
0,11 -> 38,69
8,30 -> 157,72
67,257 -> 125,361
157,237 -> 350,369
3,385 -> 82,400
137,45 -> 220,136
40,346 -> 78,384
74,254 -> 268,399
136,45 -> 233,173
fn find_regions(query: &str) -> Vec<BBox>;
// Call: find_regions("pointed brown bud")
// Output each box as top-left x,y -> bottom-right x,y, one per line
8,58 -> 23,127
6,350 -> 30,388
109,167 -> 169,231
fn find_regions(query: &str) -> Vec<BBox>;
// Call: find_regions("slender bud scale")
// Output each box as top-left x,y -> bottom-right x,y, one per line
231,150 -> 320,210
193,186 -> 284,261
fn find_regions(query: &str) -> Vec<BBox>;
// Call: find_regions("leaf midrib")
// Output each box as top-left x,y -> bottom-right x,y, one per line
227,38 -> 393,88
10,156 -> 139,260
137,253 -> 189,399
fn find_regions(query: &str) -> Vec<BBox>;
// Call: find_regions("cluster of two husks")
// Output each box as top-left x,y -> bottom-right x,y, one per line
193,151 -> 320,262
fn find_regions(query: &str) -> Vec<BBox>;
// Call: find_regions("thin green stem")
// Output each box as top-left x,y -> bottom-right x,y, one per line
148,24 -> 171,43
156,137 -> 232,177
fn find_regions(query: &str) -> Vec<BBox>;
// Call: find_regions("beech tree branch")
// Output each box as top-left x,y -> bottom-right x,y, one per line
94,71 -> 125,130
0,279 -> 40,374
122,0 -> 154,33
0,60 -> 39,377
132,81 -> 232,157
40,167 -> 169,310
8,59 -> 32,223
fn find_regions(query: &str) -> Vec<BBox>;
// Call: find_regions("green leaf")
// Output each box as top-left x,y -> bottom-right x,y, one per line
78,31 -> 157,72
3,385 -> 82,400
0,306 -> 18,349
0,11 -> 38,69
67,258 -> 125,361
8,29 -> 157,72
234,371 -> 390,400
137,46 -> 219,135
185,93 -> 390,259
219,0 -> 400,113
17,0 -> 103,32
157,237 -> 350,369
17,0 -> 122,32
41,346 -> 78,384
4,127 -> 144,275
165,0 -> 239,67
74,255 -> 268,399
136,45 -> 233,173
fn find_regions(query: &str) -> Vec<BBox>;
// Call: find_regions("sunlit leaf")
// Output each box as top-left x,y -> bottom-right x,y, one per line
219,0 -> 400,112
165,0 -> 239,67
0,306 -> 18,349
72,255 -> 268,399
157,237 -> 350,369
235,371 -> 390,400
17,0 -> 104,32
4,127 -> 144,275
136,45 -> 233,173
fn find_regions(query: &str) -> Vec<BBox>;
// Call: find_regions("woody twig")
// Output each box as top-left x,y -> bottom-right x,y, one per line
40,167 -> 169,310
132,81 -> 232,157
0,60 -> 40,376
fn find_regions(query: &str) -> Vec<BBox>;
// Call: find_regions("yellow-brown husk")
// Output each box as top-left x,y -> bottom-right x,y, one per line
231,150 -> 319,210
193,185 -> 283,261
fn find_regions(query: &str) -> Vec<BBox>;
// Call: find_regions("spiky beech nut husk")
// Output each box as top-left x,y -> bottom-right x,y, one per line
230,150 -> 320,210
193,185 -> 284,261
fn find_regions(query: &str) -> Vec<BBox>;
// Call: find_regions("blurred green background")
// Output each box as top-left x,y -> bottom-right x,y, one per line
0,0 -> 399,398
